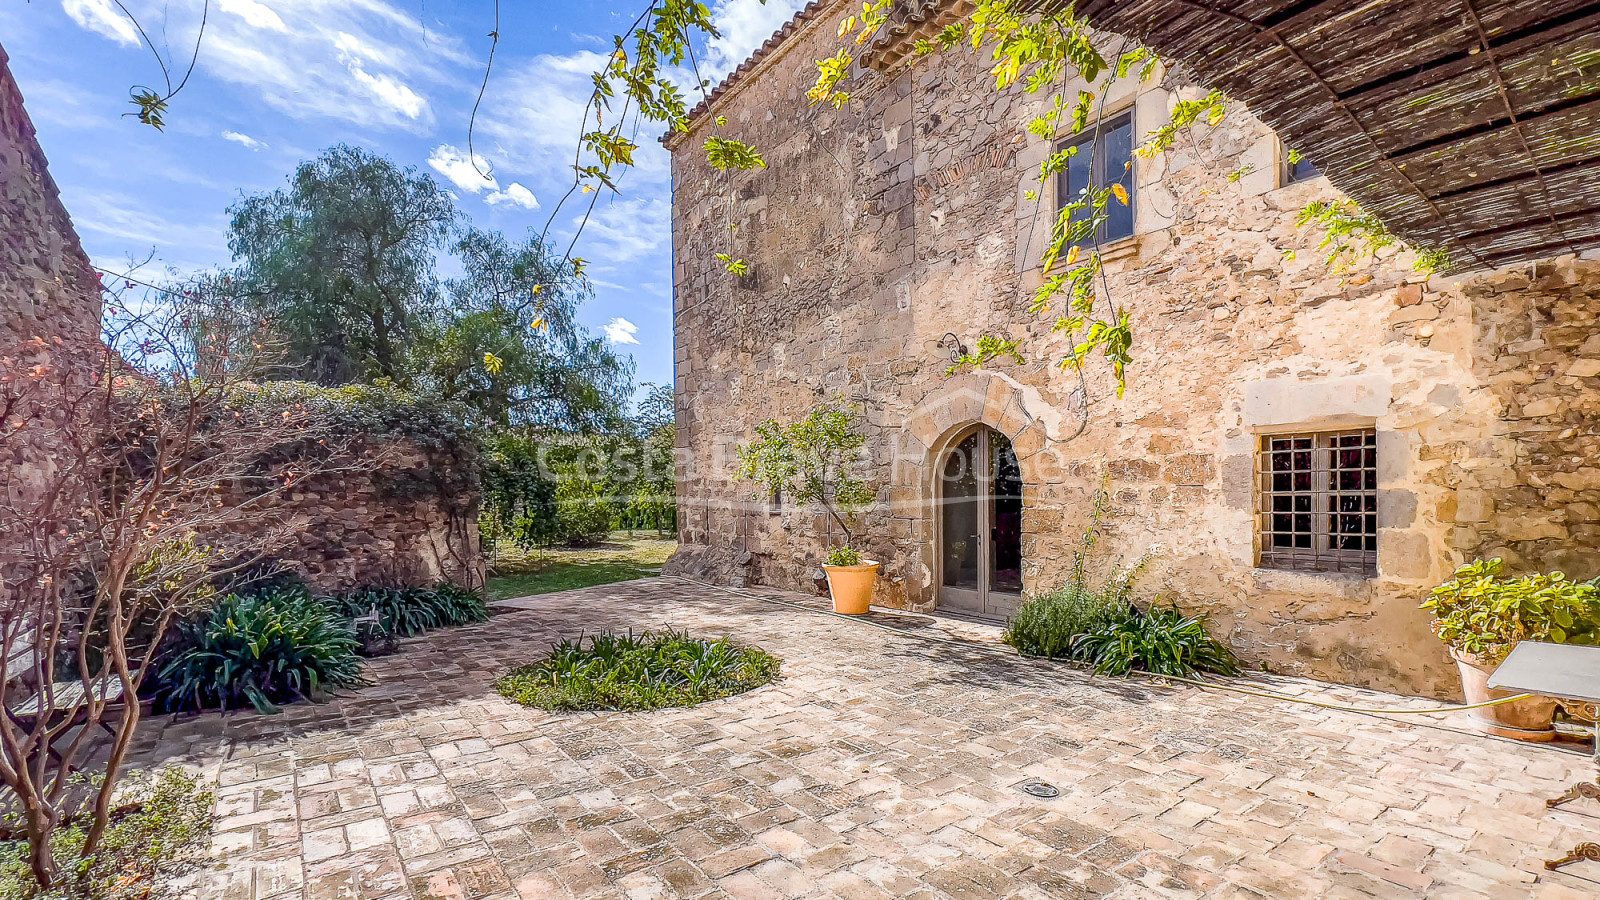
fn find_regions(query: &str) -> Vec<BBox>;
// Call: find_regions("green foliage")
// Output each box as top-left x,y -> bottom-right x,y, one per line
705,137 -> 767,170
554,479 -> 617,546
0,768 -> 214,900
715,253 -> 750,276
825,546 -> 862,567
1002,482 -> 1239,677
479,424 -> 676,550
412,228 -> 633,429
326,584 -> 489,639
240,379 -> 477,452
737,404 -> 875,540
1072,605 -> 1242,677
1005,485 -> 1146,658
946,334 -> 1026,376
496,630 -> 781,712
127,89 -> 167,131
1005,586 -> 1130,660
155,587 -> 363,714
1422,558 -> 1600,664
1136,89 -> 1227,158
224,145 -> 458,385
1297,200 -> 1450,276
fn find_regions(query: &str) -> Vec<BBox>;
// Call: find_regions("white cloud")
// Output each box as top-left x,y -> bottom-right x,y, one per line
603,317 -> 640,345
61,0 -> 140,45
579,193 -> 671,263
68,192 -> 230,268
428,144 -> 497,193
63,0 -> 465,131
477,51 -> 670,193
218,0 -> 286,31
485,183 -> 539,209
704,0 -> 809,78
221,130 -> 266,150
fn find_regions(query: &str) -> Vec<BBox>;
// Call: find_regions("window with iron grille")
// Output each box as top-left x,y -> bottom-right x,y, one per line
1257,429 -> 1377,575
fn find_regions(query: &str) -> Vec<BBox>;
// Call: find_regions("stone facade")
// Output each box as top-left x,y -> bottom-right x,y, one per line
664,1 -> 1600,697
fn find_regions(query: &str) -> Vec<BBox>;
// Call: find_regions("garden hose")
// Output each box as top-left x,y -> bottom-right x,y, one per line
671,576 -> 1538,718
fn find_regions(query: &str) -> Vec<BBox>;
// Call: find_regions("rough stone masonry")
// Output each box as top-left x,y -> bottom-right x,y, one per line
663,0 -> 1600,697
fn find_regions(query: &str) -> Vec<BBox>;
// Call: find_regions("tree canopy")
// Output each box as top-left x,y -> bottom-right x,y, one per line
204,146 -> 633,430
226,145 -> 456,386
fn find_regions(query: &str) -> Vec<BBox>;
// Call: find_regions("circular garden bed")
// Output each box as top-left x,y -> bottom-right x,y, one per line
495,630 -> 780,712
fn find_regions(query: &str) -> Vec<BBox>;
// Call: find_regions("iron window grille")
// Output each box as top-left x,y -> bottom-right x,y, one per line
1056,110 -> 1135,246
1257,429 -> 1377,576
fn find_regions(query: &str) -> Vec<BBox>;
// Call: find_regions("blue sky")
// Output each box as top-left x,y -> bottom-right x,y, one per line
1,0 -> 808,401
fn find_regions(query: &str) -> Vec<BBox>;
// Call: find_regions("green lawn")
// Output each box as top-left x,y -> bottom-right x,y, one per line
487,534 -> 677,600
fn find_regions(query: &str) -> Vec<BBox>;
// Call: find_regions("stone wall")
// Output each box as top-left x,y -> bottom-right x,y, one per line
664,1 -> 1600,698
259,438 -> 485,592
0,44 -> 99,346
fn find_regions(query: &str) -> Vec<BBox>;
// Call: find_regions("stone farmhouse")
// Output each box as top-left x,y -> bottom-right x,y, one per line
663,0 -> 1600,697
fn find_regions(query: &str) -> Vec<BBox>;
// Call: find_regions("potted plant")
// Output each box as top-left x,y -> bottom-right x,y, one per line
738,404 -> 878,614
1422,558 -> 1600,741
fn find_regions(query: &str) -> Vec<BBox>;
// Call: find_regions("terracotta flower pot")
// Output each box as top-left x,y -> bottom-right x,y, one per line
822,561 -> 879,615
1451,649 -> 1560,742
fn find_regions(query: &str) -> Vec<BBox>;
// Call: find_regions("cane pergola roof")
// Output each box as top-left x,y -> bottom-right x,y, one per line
1069,0 -> 1600,269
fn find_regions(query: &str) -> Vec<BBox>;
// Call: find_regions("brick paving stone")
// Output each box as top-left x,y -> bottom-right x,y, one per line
141,578 -> 1600,899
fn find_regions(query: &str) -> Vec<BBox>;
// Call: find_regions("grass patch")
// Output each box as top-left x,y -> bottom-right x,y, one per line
495,630 -> 780,712
488,535 -> 675,600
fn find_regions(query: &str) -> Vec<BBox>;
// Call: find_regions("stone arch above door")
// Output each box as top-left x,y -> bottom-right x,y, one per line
901,372 -> 1067,466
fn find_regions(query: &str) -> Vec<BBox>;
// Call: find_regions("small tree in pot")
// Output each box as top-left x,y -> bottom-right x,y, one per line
1422,558 -> 1600,741
738,404 -> 878,614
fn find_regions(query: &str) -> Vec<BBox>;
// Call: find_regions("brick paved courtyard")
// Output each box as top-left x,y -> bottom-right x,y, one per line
146,578 -> 1600,899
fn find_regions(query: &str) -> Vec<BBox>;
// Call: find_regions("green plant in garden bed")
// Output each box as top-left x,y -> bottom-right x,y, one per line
495,630 -> 781,712
0,767 -> 214,900
155,587 -> 363,713
1421,557 -> 1600,664
326,584 -> 489,638
1005,484 -> 1237,677
1071,605 -> 1241,677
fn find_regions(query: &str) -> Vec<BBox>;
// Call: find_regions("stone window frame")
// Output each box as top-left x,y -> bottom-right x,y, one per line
1254,425 -> 1378,577
1055,107 -> 1137,247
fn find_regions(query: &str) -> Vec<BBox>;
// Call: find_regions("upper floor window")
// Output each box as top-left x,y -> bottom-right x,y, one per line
1257,428 -> 1376,576
1056,110 -> 1135,246
1283,145 -> 1319,185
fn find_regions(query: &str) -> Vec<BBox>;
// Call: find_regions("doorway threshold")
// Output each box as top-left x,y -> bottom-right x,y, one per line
931,607 -> 1009,628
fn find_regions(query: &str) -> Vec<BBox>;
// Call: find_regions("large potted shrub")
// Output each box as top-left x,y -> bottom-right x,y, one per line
738,404 -> 878,614
1422,558 -> 1600,741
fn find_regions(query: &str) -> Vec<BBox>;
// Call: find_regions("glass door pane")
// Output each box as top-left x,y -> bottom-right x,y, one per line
941,431 -> 981,590
990,432 -> 1023,595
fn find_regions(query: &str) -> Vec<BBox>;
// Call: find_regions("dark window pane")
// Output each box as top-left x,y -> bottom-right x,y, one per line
1285,152 -> 1319,184
1058,111 -> 1135,247
1103,116 -> 1134,241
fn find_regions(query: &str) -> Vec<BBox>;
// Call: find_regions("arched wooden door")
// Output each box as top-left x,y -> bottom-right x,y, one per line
938,426 -> 1023,620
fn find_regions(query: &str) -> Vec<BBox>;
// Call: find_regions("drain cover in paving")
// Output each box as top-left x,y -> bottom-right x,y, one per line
1017,779 -> 1060,799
